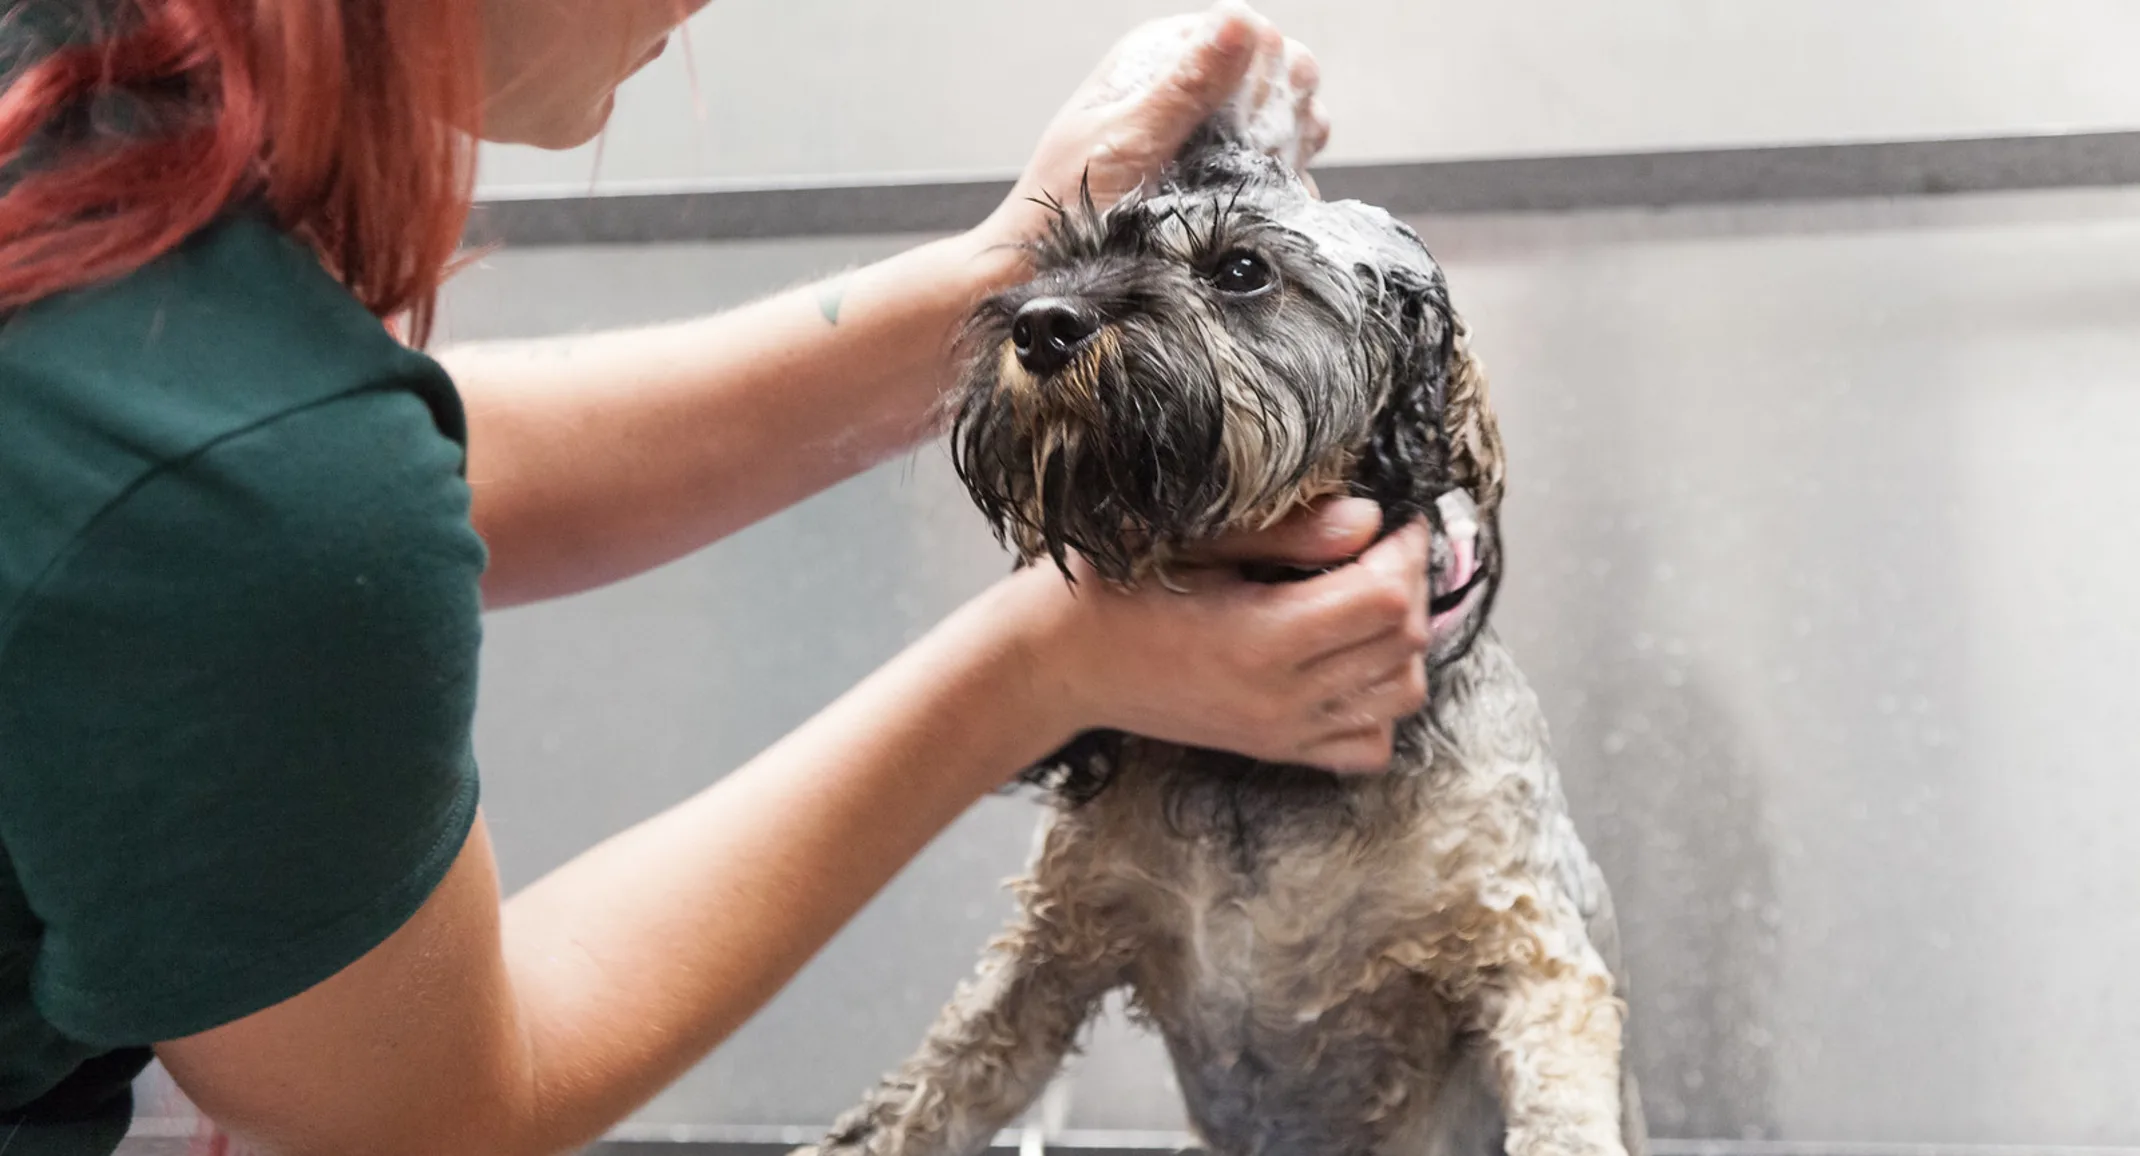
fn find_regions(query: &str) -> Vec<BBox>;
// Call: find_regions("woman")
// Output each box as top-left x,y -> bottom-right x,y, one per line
0,1 -> 1435,1152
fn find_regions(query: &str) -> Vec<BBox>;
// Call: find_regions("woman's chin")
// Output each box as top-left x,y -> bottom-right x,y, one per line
480,93 -> 615,151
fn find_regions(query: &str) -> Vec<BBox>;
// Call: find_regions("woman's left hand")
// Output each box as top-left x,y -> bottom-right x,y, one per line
976,0 -> 1329,252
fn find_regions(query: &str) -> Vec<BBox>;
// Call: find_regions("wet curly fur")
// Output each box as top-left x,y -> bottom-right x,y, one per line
800,124 -> 1644,1156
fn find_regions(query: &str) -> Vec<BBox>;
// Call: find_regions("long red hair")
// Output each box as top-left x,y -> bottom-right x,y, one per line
0,6 -> 475,1149
0,0 -> 483,344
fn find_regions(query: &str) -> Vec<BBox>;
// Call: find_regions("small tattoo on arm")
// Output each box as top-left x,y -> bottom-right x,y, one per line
817,278 -> 848,326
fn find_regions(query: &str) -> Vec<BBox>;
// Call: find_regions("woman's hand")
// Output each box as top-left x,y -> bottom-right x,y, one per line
998,498 -> 1433,774
975,0 -> 1331,253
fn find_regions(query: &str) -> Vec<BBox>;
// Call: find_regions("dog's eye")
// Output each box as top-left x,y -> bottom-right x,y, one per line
1212,251 -> 1275,296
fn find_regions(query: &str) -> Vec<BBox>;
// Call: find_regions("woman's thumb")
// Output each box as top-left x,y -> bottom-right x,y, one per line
1193,498 -> 1383,569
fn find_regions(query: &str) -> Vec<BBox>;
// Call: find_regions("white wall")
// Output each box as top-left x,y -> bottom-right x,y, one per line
477,0 -> 2140,196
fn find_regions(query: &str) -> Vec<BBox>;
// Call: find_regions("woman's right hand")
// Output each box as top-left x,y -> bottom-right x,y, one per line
999,497 -> 1434,773
975,0 -> 1328,256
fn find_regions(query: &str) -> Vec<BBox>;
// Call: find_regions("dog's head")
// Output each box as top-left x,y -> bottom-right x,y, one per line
952,125 -> 1506,669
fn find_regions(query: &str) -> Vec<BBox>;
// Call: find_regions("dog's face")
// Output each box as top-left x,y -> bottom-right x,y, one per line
952,136 -> 1506,667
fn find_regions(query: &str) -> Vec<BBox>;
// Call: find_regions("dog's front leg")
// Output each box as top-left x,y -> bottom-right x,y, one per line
800,904 -> 1125,1156
1470,940 -> 1629,1156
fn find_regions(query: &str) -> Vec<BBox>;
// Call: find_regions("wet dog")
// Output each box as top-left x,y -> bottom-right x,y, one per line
802,124 -> 1645,1156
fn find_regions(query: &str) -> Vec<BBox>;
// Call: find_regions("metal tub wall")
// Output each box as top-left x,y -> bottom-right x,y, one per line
445,188 -> 2140,1145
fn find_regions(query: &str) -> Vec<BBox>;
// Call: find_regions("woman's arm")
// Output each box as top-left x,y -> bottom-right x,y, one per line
156,512 -> 1432,1156
450,2 -> 1325,607
448,232 -> 1022,607
157,569 -> 1069,1156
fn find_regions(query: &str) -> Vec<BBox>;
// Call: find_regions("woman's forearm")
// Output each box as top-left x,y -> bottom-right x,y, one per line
156,574 -> 1076,1156
496,575 -> 1067,1148
447,229 -> 1024,608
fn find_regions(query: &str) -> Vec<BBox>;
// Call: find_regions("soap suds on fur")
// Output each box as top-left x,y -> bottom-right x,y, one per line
1275,197 -> 1439,285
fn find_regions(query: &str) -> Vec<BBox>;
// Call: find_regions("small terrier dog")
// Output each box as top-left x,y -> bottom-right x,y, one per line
803,123 -> 1645,1156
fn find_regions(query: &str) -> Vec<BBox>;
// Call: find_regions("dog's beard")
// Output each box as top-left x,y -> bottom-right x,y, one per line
953,300 -> 1379,583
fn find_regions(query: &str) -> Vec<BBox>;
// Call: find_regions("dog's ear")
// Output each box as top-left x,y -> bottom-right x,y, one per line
1441,322 -> 1506,517
1353,275 -> 1506,524
1352,273 -> 1443,522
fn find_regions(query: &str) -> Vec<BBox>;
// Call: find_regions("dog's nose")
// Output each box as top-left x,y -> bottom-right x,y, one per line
1011,298 -> 1099,376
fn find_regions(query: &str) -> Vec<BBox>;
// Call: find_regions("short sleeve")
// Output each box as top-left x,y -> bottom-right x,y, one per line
0,385 -> 487,1047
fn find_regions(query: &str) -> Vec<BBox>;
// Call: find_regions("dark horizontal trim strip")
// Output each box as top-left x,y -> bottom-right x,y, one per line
1319,129 -> 2140,215
469,175 -> 1016,247
467,130 -> 2140,246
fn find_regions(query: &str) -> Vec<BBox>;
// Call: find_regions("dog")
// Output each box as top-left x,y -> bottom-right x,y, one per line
799,121 -> 1646,1156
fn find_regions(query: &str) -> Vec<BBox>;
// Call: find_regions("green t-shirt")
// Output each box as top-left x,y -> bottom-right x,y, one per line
0,214 -> 487,1153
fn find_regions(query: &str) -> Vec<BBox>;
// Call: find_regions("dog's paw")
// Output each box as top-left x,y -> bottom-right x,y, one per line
1505,1128 -> 1629,1156
789,1142 -> 863,1156
793,1112 -> 889,1156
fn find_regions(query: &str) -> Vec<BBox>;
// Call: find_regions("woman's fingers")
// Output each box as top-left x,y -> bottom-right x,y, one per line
1238,15 -> 1287,117
1186,497 -> 1382,568
1279,520 -> 1432,664
989,4 -> 1327,249
1301,95 -> 1332,165
1295,723 -> 1399,774
1305,630 -> 1431,709
1314,655 -> 1430,731
1284,36 -> 1321,97
1282,37 -> 1328,160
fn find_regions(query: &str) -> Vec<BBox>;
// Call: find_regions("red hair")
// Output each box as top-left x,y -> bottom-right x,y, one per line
0,0 -> 483,344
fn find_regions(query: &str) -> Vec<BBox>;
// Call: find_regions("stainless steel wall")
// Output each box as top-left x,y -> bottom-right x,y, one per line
438,186 -> 2140,1144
